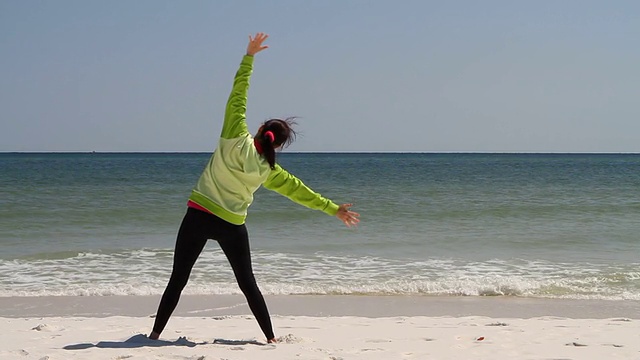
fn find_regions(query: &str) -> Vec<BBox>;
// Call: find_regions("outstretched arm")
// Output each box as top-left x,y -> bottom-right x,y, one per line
264,165 -> 360,227
220,33 -> 269,139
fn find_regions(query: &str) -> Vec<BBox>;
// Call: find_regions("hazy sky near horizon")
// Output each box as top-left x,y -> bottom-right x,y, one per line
1,1 -> 639,152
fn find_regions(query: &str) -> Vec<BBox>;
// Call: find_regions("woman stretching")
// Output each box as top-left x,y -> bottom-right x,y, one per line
149,33 -> 360,343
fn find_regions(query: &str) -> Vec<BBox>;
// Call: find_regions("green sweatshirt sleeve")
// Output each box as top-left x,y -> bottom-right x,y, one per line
220,55 -> 254,139
263,164 -> 340,216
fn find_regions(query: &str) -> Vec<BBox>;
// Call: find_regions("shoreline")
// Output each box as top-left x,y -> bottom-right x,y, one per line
3,295 -> 639,359
2,294 -> 638,319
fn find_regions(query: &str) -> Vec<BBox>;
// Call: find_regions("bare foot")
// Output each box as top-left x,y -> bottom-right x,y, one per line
148,331 -> 160,340
267,337 -> 277,344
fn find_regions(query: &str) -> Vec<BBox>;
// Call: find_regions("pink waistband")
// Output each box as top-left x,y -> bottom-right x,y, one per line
187,200 -> 213,214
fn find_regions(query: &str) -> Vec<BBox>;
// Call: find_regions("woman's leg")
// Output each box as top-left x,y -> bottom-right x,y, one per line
151,209 -> 209,338
217,226 -> 275,341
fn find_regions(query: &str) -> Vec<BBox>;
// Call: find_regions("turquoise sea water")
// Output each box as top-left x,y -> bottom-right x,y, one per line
1,152 -> 639,300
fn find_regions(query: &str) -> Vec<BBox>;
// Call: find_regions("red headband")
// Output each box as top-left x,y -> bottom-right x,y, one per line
264,131 -> 275,143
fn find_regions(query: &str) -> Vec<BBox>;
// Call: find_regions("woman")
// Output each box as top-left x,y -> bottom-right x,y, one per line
149,33 -> 360,344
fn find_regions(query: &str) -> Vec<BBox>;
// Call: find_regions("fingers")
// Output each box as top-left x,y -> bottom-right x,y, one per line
247,33 -> 270,55
343,216 -> 359,228
336,203 -> 360,227
249,32 -> 269,43
340,209 -> 360,228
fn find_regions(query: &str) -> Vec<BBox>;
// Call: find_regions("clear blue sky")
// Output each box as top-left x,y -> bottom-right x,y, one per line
1,0 -> 638,152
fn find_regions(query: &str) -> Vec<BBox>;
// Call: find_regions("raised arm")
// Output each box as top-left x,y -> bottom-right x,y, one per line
263,165 -> 360,227
220,33 -> 269,139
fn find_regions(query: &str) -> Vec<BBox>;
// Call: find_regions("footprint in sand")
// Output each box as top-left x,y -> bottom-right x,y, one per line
276,334 -> 308,344
565,342 -> 587,347
32,324 -> 62,332
365,339 -> 392,343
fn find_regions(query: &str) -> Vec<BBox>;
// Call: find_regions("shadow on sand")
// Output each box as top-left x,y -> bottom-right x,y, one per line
212,338 -> 265,346
64,334 -> 269,350
63,334 -> 198,350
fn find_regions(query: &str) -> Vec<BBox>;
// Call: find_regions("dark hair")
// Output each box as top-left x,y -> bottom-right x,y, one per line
257,117 -> 298,169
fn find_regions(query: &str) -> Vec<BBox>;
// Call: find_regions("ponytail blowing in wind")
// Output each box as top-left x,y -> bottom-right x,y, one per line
257,117 -> 298,169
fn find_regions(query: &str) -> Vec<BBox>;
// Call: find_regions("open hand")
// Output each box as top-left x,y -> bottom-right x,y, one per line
246,32 -> 269,56
336,203 -> 360,228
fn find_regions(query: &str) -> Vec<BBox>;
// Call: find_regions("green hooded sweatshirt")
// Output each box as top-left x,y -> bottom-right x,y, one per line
188,55 -> 339,225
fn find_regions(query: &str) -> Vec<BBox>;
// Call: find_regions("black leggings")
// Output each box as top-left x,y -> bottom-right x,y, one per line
152,207 -> 274,340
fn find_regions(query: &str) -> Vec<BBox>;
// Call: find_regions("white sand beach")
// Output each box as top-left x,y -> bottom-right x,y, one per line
2,295 -> 639,360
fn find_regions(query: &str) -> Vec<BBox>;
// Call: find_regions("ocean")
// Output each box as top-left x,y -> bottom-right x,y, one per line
1,152 -> 639,300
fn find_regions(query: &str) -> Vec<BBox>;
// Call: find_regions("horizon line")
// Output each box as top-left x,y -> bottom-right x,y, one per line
1,151 -> 639,155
